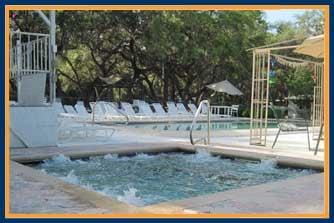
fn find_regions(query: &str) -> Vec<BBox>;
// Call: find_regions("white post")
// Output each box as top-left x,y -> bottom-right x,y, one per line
50,11 -> 57,104
16,38 -> 22,103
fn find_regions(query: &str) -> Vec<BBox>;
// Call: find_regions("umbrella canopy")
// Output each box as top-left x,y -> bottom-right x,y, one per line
206,80 -> 243,96
294,34 -> 324,58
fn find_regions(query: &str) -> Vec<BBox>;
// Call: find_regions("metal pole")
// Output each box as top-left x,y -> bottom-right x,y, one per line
207,102 -> 211,145
36,10 -> 51,27
50,11 -> 57,104
249,51 -> 255,145
16,38 -> 22,103
264,50 -> 270,146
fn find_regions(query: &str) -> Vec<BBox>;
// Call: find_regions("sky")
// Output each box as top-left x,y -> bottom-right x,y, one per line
263,9 -> 308,24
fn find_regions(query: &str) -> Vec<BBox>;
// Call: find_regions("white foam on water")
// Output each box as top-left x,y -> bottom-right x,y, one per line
135,153 -> 154,159
43,154 -> 87,166
49,154 -> 72,163
256,159 -> 278,171
75,159 -> 87,164
104,154 -> 118,160
189,149 -> 215,163
61,170 -> 80,184
117,187 -> 145,206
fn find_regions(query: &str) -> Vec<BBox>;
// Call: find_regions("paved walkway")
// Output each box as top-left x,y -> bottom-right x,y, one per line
144,173 -> 324,214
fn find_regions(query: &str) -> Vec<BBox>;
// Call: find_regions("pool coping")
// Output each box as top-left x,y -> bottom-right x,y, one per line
11,142 -> 323,170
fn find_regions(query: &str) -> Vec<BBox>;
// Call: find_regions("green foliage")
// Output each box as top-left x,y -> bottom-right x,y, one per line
9,10 -> 323,109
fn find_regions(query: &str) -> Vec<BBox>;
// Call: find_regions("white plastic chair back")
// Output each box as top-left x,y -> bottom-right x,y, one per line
167,102 -> 180,115
152,103 -> 167,115
64,105 -> 77,114
120,102 -> 136,116
53,102 -> 66,114
75,102 -> 89,115
188,103 -> 198,114
176,103 -> 190,115
103,102 -> 120,116
138,101 -> 154,115
89,102 -> 105,116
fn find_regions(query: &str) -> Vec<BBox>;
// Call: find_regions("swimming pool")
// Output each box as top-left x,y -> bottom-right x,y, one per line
128,121 -> 277,131
35,151 -> 315,207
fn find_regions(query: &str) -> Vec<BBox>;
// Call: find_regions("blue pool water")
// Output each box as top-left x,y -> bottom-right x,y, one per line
35,151 -> 315,206
128,121 -> 277,131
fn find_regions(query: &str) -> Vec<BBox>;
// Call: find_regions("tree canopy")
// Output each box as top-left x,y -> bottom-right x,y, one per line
10,10 -> 324,110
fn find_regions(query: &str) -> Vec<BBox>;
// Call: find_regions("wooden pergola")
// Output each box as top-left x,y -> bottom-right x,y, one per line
249,35 -> 324,152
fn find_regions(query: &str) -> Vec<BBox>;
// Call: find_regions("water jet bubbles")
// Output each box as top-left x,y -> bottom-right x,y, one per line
117,187 -> 145,207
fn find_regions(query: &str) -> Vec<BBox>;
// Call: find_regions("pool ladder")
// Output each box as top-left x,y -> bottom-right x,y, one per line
190,100 -> 211,145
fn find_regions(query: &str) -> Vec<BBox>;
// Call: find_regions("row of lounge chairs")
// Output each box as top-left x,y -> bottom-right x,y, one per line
53,100 -> 232,123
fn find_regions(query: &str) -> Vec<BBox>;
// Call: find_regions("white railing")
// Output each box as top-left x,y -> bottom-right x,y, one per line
210,105 -> 232,117
190,100 -> 211,145
10,31 -> 51,79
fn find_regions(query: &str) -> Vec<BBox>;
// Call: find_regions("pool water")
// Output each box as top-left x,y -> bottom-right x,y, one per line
35,152 -> 315,206
128,121 -> 277,131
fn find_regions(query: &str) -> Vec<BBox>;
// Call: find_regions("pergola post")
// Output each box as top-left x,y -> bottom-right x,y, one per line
250,49 -> 270,146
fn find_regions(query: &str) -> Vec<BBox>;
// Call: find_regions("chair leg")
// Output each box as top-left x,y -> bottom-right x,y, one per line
272,128 -> 281,149
314,124 -> 324,155
306,125 -> 311,151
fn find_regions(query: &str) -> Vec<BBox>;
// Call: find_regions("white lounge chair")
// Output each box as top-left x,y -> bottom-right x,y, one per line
120,102 -> 149,122
135,100 -> 154,115
102,101 -> 129,122
54,102 -> 66,114
167,102 -> 191,121
90,102 -> 106,116
231,105 -> 239,117
152,103 -> 168,116
188,103 -> 198,114
73,101 -> 93,121
134,100 -> 167,121
152,103 -> 181,122
64,105 -> 77,114
120,102 -> 137,116
75,101 -> 89,115
176,103 -> 193,116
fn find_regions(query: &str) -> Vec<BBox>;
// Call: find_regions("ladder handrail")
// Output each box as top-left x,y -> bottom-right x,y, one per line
190,100 -> 211,145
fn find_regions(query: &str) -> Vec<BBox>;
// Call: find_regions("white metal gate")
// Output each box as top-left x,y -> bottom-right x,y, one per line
10,31 -> 51,105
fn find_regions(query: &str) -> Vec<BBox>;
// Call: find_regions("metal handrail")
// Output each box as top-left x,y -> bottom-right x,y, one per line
190,100 -> 211,145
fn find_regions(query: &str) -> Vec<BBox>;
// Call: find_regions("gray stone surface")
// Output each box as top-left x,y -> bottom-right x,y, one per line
144,173 -> 324,214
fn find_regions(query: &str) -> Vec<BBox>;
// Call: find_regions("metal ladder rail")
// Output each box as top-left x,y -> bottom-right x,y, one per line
190,100 -> 211,145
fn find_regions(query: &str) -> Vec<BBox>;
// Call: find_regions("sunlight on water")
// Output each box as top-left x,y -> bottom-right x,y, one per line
36,152 -> 317,206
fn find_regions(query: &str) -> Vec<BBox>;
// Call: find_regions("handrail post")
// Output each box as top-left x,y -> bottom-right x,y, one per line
190,100 -> 211,145
207,102 -> 211,145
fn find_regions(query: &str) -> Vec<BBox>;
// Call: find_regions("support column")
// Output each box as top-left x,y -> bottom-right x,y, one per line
50,11 -> 57,104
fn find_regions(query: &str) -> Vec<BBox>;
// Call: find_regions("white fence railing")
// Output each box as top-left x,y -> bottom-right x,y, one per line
210,105 -> 233,117
10,31 -> 51,79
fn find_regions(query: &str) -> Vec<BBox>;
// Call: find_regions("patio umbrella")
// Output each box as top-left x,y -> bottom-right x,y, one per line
294,34 -> 324,58
206,80 -> 243,96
